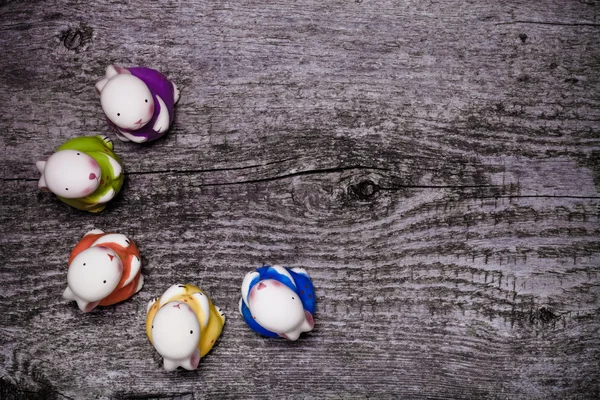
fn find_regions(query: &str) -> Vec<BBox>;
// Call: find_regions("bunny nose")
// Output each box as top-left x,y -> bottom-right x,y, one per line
135,119 -> 142,124
89,173 -> 97,180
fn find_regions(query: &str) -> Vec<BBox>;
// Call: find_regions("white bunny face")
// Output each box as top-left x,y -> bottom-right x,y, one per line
100,74 -> 155,130
151,301 -> 201,360
43,150 -> 101,198
67,246 -> 123,302
248,280 -> 306,335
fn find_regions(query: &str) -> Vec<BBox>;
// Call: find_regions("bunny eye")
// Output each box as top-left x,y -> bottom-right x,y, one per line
145,99 -> 148,103
65,188 -> 68,191
117,113 -> 120,116
190,330 -> 193,334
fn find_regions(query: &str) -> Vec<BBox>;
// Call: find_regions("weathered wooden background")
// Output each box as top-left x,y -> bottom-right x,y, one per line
1,0 -> 599,398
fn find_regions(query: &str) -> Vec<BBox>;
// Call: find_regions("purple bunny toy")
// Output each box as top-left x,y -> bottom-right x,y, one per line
95,65 -> 180,143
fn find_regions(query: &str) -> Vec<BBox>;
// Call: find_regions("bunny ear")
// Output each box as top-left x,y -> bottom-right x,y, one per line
36,160 -> 46,173
241,271 -> 260,307
163,359 -> 178,371
105,65 -> 119,78
63,287 -> 99,313
113,65 -> 131,75
38,178 -> 50,192
271,265 -> 296,289
191,292 -> 210,328
303,310 -> 315,330
95,65 -> 131,94
91,233 -> 131,248
180,349 -> 200,371
159,284 -> 187,307
82,301 -> 100,313
36,161 -> 50,191
122,254 -> 141,287
95,78 -> 109,94
146,297 -> 158,313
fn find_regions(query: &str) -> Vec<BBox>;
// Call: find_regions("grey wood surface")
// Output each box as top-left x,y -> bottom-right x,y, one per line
1,0 -> 600,398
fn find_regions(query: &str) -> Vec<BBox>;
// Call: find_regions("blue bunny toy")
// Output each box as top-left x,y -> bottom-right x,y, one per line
239,265 -> 315,340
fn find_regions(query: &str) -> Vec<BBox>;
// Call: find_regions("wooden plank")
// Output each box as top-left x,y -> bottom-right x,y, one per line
1,0 -> 599,398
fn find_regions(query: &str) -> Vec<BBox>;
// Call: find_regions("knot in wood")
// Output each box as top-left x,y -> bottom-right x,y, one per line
60,24 -> 93,52
351,180 -> 379,200
529,307 -> 558,325
518,33 -> 528,44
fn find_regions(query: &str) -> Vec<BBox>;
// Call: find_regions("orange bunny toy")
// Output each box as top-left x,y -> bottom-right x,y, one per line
63,229 -> 144,312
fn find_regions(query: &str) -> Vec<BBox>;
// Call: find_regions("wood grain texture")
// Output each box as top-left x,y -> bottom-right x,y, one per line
1,0 -> 599,398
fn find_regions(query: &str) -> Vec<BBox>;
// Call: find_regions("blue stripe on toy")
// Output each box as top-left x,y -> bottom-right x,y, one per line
252,266 -> 297,292
289,269 -> 316,314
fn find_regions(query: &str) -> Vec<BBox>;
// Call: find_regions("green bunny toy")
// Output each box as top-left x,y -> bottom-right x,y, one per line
36,136 -> 124,212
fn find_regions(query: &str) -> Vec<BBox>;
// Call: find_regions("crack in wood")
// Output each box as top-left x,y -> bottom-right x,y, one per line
495,20 -> 600,27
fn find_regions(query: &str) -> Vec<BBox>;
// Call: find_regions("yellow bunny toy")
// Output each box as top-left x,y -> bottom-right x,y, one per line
146,284 -> 225,371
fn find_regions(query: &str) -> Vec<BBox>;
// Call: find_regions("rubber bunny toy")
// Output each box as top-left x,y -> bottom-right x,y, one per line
240,265 -> 315,340
63,229 -> 144,312
146,284 -> 225,371
36,135 -> 124,213
95,65 -> 180,143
